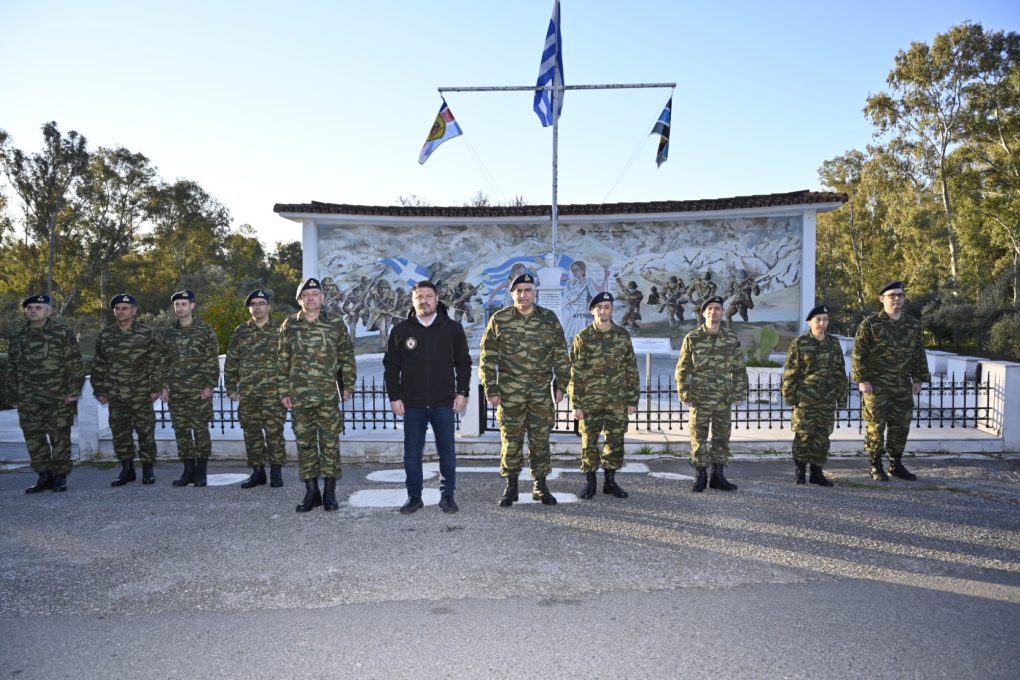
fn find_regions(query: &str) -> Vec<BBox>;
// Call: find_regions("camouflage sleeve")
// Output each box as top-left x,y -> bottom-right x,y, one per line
568,333 -> 586,410
624,334 -> 640,406
781,340 -> 800,405
91,329 -> 110,397
910,323 -> 931,383
202,325 -> 221,389
335,323 -> 357,392
731,336 -> 748,399
150,329 -> 169,394
223,326 -> 242,394
452,323 -> 472,397
676,335 -> 692,402
277,319 -> 292,400
552,321 -> 571,394
64,328 -> 85,399
6,333 -> 19,404
382,326 -> 402,401
851,317 -> 871,384
479,317 -> 499,399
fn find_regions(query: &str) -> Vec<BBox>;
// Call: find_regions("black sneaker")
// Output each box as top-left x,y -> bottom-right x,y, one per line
400,496 -> 424,514
439,495 -> 459,514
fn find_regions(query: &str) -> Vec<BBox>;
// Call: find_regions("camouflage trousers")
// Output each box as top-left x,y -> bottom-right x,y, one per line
862,390 -> 914,463
109,396 -> 157,464
237,394 -> 287,466
791,405 -> 835,465
291,401 -> 343,480
687,402 -> 732,466
497,393 -> 555,478
168,396 -> 213,460
18,402 -> 74,475
578,403 -> 629,473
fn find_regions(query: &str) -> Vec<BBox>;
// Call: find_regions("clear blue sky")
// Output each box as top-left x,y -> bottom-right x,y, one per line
2,0 -> 1017,248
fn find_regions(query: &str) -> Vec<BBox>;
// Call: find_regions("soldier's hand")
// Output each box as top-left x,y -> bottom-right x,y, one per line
735,399 -> 743,405
626,406 -> 637,415
554,389 -> 565,404
281,396 -> 293,410
161,389 -> 170,404
96,395 -> 109,405
573,408 -> 584,421
859,381 -> 873,395
911,381 -> 922,396
229,393 -> 239,402
341,389 -> 353,402
391,399 -> 405,416
487,395 -> 502,407
148,392 -> 160,403
65,395 -> 78,405
453,395 -> 467,414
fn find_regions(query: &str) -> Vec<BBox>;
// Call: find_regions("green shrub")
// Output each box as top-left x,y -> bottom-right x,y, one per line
987,313 -> 1020,362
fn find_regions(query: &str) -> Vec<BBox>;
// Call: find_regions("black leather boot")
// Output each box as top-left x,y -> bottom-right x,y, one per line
809,464 -> 833,487
172,459 -> 195,487
709,464 -> 738,491
25,471 -> 53,494
579,471 -> 597,499
795,461 -> 807,485
498,475 -> 519,507
111,459 -> 136,487
438,494 -> 459,513
51,473 -> 67,492
296,478 -> 322,513
193,458 -> 208,487
400,495 -> 424,514
141,463 -> 155,485
269,464 -> 283,488
532,477 -> 557,505
322,477 -> 339,511
889,459 -> 917,481
240,465 -> 266,489
869,456 -> 889,482
603,469 -> 628,498
691,466 -> 708,493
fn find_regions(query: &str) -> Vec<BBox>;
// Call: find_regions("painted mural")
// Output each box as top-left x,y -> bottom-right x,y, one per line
317,216 -> 802,354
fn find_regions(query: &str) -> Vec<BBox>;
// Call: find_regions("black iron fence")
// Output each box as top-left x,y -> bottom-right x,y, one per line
155,374 -> 993,435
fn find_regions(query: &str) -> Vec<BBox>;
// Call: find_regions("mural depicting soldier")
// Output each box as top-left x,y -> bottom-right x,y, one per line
321,277 -> 344,317
342,275 -> 372,334
366,279 -> 398,341
659,275 -> 689,327
393,286 -> 412,320
724,270 -> 762,324
451,280 -> 479,324
687,271 -> 717,309
615,278 -> 644,331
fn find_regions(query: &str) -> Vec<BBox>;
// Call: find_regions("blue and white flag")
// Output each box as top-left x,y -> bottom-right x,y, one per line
533,0 -> 564,127
651,97 -> 672,168
379,257 -> 432,287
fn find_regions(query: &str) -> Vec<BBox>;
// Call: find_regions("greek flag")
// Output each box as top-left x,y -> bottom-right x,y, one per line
652,97 -> 672,168
533,0 -> 564,127
379,257 -> 432,287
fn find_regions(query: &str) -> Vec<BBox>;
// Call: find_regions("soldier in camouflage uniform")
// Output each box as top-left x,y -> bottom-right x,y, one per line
161,290 -> 220,488
6,294 -> 85,493
616,279 -> 643,330
852,281 -> 930,481
675,295 -> 747,492
782,304 -> 847,486
224,289 -> 288,489
480,273 -> 570,507
569,292 -> 639,500
278,277 -> 357,513
92,293 -> 166,487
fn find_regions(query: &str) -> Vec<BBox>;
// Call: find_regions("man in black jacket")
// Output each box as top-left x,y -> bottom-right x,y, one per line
384,280 -> 472,514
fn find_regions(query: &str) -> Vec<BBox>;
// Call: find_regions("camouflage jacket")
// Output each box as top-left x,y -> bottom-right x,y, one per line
162,318 -> 220,397
277,310 -> 356,407
480,305 -> 570,399
569,321 -> 639,410
92,320 -> 167,400
781,332 -> 847,408
675,324 -> 747,406
223,317 -> 280,396
6,318 -> 85,406
851,311 -> 930,390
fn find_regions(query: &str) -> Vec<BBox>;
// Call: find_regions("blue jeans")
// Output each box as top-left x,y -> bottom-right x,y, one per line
403,405 -> 456,497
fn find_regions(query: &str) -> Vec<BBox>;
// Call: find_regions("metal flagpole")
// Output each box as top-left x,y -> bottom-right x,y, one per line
551,83 -> 559,259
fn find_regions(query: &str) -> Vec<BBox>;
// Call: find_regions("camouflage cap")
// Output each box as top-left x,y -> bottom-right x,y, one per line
879,281 -> 904,295
589,291 -> 614,310
296,277 -> 322,299
245,289 -> 270,306
22,294 -> 51,307
510,273 -> 535,291
806,304 -> 830,321
700,295 -> 725,313
170,290 -> 196,302
109,293 -> 137,308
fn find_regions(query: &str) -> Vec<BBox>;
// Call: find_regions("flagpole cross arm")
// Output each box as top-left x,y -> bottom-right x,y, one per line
437,83 -> 675,93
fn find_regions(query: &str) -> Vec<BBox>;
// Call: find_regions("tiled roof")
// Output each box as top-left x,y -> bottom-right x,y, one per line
273,190 -> 847,218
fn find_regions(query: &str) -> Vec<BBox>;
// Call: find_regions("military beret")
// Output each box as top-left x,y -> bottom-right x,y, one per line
109,293 -> 137,308
170,290 -> 196,302
700,296 -> 725,313
22,294 -> 51,307
296,277 -> 322,299
879,281 -> 904,295
806,304 -> 830,321
589,291 -> 614,310
510,273 -> 535,291
245,289 -> 270,306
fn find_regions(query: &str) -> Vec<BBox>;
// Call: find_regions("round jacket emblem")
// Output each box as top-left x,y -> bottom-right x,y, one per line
405,337 -> 417,350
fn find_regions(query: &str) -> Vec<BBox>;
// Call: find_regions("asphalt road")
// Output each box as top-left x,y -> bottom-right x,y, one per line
1,457 -> 1018,679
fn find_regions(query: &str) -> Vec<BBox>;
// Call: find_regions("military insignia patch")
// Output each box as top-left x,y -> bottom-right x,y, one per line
405,337 -> 418,350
